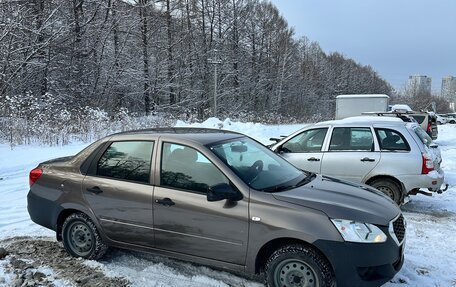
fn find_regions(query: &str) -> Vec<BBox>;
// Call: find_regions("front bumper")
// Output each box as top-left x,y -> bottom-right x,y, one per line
314,235 -> 404,287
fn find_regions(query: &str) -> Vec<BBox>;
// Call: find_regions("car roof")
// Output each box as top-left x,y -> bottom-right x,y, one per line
110,127 -> 244,145
316,116 -> 405,126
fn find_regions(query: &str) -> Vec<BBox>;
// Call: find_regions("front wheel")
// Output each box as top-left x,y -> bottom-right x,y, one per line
62,212 -> 108,260
265,244 -> 335,287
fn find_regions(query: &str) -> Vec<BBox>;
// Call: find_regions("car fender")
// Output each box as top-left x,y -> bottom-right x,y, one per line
57,202 -> 110,242
245,191 -> 343,273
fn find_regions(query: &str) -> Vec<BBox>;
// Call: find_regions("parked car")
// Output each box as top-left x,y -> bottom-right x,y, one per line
446,113 -> 456,124
28,128 -> 405,287
389,106 -> 438,139
270,117 -> 445,204
407,112 -> 437,140
436,114 -> 447,125
363,109 -> 438,140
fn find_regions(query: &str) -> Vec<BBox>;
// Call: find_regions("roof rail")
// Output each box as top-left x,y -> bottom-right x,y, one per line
361,112 -> 416,122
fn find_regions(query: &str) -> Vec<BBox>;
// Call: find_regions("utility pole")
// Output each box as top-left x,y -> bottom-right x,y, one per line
208,49 -> 222,117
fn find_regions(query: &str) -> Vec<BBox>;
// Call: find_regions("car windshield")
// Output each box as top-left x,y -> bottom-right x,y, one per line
208,137 -> 312,192
413,125 -> 432,147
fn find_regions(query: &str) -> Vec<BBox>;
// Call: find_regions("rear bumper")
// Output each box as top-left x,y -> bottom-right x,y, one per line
398,169 -> 444,193
27,190 -> 62,231
314,237 -> 404,287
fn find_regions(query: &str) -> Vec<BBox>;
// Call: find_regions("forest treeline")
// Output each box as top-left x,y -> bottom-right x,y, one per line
0,0 -> 393,122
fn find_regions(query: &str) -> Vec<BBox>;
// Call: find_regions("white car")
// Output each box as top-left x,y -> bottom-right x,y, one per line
436,114 -> 447,125
270,117 -> 445,204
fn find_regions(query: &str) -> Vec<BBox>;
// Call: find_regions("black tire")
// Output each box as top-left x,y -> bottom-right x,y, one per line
62,212 -> 108,260
369,178 -> 402,204
265,244 -> 335,287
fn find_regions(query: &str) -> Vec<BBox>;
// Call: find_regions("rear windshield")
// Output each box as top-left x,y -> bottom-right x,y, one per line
413,126 -> 432,147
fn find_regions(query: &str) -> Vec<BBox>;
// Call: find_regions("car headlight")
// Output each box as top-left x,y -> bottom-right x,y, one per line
331,219 -> 387,243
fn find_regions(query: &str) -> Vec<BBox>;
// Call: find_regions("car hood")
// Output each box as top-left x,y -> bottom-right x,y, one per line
273,174 -> 400,226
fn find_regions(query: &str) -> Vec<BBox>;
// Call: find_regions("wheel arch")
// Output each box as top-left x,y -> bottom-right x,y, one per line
254,237 -> 332,275
365,175 -> 405,203
55,204 -> 100,241
365,175 -> 404,193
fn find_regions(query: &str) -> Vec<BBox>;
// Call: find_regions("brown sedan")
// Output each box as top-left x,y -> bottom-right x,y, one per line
28,128 -> 405,287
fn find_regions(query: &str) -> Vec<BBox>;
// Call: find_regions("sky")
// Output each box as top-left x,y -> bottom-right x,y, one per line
270,0 -> 456,93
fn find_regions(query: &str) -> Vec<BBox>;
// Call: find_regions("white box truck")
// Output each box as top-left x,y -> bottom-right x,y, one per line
335,94 -> 389,120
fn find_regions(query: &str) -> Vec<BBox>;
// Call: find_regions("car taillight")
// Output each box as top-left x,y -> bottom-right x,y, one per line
421,154 -> 434,174
427,122 -> 432,132
29,168 -> 43,187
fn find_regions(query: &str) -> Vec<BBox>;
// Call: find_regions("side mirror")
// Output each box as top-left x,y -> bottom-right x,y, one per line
207,183 -> 242,202
430,143 -> 438,148
269,137 -> 281,143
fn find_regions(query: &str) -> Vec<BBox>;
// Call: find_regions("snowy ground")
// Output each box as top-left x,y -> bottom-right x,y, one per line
0,118 -> 455,286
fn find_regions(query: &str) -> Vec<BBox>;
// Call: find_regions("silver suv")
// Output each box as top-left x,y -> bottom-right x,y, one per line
270,117 -> 445,204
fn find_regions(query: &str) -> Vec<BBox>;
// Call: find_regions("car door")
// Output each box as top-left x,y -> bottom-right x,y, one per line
153,141 -> 249,265
82,140 -> 156,247
320,126 -> 380,182
276,127 -> 329,173
374,127 -> 417,174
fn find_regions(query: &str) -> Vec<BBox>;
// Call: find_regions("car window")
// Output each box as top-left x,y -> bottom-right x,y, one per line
375,128 -> 410,151
411,115 -> 426,124
413,126 -> 432,147
97,141 -> 154,183
282,128 -> 328,153
329,127 -> 373,151
160,143 -> 229,193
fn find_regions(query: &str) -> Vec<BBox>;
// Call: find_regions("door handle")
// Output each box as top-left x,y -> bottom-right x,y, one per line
307,157 -> 321,162
360,157 -> 375,162
86,186 -> 103,194
155,197 -> 175,207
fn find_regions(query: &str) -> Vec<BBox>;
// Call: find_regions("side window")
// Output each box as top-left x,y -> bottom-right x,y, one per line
375,128 -> 410,151
160,143 -> 229,193
97,141 -> 154,183
282,128 -> 328,153
329,127 -> 373,151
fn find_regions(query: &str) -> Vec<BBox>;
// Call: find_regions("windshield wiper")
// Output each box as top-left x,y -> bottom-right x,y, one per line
263,173 -> 316,193
262,185 -> 295,193
295,172 -> 317,187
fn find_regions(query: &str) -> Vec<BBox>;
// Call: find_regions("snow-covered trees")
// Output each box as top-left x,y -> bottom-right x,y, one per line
0,0 -> 393,145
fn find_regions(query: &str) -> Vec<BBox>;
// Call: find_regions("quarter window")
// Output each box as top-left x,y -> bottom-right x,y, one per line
161,143 -> 229,193
375,128 -> 410,151
329,127 -> 373,151
97,141 -> 154,183
282,128 -> 328,153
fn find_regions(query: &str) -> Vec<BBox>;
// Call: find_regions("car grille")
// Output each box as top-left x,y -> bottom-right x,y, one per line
390,214 -> 406,245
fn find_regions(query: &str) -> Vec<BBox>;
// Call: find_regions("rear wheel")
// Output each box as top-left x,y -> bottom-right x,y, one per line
265,244 -> 335,287
369,178 -> 402,204
62,212 -> 108,260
